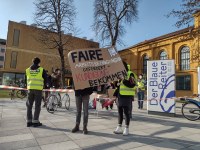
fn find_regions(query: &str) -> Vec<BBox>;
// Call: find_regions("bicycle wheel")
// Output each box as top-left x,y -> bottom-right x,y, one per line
63,94 -> 70,110
16,90 -> 26,99
182,102 -> 200,121
46,95 -> 58,113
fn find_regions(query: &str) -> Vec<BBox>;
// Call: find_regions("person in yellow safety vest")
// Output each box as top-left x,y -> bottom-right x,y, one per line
127,64 -> 137,119
26,57 -> 48,127
137,74 -> 146,109
113,61 -> 136,136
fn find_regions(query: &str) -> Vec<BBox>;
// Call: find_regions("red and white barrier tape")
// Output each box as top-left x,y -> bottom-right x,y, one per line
0,85 -> 26,90
90,93 -> 199,101
0,85 -> 74,93
43,89 -> 74,93
0,85 -> 198,100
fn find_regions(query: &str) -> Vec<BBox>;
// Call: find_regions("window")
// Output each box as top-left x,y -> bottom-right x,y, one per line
16,74 -> 25,87
143,55 -> 149,74
2,73 -> 15,85
0,65 -> 3,68
13,29 -> 20,46
180,46 -> 190,70
1,48 -> 5,53
0,56 -> 4,61
0,72 -> 2,85
2,73 -> 25,86
10,51 -> 18,68
160,51 -> 167,60
176,75 -> 191,90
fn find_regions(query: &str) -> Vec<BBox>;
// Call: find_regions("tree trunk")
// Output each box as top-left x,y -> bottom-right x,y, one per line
59,46 -> 66,88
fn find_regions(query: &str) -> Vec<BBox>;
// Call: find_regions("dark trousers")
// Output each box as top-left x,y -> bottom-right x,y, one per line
26,90 -> 42,123
138,91 -> 144,109
75,95 -> 90,126
44,91 -> 50,104
118,106 -> 130,126
129,96 -> 134,118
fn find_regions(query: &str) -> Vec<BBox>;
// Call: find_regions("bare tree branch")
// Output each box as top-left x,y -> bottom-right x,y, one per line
167,0 -> 200,28
92,0 -> 138,47
33,0 -> 76,87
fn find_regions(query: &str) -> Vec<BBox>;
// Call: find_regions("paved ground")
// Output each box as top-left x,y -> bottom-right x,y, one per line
0,92 -> 200,150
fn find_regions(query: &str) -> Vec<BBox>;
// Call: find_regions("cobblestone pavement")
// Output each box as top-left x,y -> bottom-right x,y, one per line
0,92 -> 200,150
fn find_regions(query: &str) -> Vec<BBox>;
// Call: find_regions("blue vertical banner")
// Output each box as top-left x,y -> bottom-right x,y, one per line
147,60 -> 176,114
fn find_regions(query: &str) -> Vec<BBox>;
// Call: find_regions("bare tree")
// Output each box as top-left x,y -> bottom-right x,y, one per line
34,0 -> 76,87
168,1 -> 200,66
93,0 -> 138,47
167,0 -> 200,28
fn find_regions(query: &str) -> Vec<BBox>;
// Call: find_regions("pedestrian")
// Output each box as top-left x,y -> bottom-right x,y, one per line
26,57 -> 48,127
137,74 -> 146,109
43,70 -> 52,107
51,68 -> 61,88
113,61 -> 136,136
71,87 -> 93,134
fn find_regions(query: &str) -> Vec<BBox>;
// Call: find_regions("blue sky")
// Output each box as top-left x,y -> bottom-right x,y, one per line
0,0 -> 188,50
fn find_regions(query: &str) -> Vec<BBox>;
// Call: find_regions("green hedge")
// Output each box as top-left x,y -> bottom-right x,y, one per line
0,89 -> 11,98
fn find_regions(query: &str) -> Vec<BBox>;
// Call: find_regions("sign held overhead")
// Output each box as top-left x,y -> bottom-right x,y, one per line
68,47 -> 127,90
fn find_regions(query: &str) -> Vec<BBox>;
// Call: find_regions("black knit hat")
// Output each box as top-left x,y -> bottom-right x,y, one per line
33,57 -> 41,65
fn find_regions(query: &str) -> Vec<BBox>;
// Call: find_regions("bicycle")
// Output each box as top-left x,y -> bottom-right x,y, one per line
9,89 -> 28,100
46,89 -> 70,113
16,90 -> 27,99
181,97 -> 200,121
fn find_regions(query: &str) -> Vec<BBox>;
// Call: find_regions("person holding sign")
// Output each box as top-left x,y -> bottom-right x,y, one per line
113,62 -> 136,136
71,87 -> 93,134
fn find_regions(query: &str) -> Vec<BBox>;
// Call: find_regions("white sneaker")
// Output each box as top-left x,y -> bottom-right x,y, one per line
123,127 -> 129,136
113,126 -> 123,134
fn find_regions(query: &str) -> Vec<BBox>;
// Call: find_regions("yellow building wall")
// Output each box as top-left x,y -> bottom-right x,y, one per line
119,12 -> 200,97
4,21 -> 99,75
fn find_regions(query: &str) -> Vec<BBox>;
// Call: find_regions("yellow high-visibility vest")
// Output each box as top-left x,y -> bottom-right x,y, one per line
119,71 -> 135,96
137,79 -> 145,91
26,67 -> 44,90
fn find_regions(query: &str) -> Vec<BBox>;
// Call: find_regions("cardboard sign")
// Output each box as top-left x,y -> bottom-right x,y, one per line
68,47 -> 126,90
147,60 -> 175,114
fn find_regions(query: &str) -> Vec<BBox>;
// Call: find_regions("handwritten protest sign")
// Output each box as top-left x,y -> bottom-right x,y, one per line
68,47 -> 127,90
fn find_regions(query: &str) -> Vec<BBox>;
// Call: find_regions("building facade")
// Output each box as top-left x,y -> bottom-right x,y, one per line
0,39 -> 6,68
0,21 -> 99,86
119,11 -> 200,97
0,39 -> 6,84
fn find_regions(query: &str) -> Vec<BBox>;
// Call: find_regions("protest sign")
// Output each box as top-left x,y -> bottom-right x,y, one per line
147,60 -> 175,114
68,47 -> 127,90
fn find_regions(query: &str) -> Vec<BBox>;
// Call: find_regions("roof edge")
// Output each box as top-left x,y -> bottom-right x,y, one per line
120,26 -> 194,52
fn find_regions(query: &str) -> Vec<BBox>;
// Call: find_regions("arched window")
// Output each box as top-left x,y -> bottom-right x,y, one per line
143,55 -> 149,74
160,51 -> 167,60
180,46 -> 190,70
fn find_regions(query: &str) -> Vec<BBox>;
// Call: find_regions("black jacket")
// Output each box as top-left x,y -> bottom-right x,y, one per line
75,87 -> 93,96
